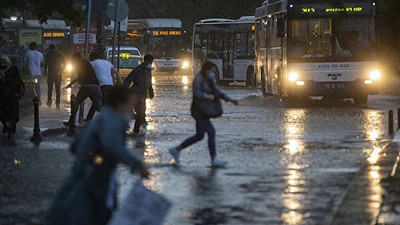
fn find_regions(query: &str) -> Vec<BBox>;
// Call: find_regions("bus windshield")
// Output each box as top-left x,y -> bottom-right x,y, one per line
289,17 -> 377,62
151,35 -> 186,59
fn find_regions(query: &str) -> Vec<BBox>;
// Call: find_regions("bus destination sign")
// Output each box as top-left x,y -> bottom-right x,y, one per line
152,30 -> 182,36
293,3 -> 373,17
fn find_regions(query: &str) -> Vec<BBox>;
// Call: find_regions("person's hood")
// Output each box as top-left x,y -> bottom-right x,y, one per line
0,54 -> 11,72
0,54 -> 11,81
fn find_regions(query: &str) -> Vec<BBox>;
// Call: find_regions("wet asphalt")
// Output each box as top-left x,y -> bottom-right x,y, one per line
1,72 -> 400,225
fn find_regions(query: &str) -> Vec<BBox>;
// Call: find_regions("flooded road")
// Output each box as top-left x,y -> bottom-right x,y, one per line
113,72 -> 400,225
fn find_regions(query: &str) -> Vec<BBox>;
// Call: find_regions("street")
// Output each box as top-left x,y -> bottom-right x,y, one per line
133,73 -> 398,225
2,72 -> 398,225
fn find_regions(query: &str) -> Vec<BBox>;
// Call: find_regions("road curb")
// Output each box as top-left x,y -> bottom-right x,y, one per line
329,140 -> 400,225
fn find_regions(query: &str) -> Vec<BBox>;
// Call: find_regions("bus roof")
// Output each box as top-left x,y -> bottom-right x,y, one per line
196,16 -> 255,25
25,19 -> 67,29
127,18 -> 182,29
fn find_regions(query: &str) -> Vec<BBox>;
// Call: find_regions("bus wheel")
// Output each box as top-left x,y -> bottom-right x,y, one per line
260,70 -> 266,96
353,95 -> 368,105
246,65 -> 255,86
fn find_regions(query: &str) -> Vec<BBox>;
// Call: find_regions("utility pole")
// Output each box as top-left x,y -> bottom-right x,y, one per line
111,0 -> 119,66
83,0 -> 93,59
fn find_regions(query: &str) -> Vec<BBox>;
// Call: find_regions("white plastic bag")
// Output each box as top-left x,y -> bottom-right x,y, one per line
108,181 -> 171,225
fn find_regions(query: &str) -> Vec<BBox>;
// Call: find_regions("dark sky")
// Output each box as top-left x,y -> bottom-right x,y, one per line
129,0 -> 263,30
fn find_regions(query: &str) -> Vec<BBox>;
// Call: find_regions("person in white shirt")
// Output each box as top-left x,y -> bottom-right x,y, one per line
26,42 -> 44,102
85,52 -> 123,121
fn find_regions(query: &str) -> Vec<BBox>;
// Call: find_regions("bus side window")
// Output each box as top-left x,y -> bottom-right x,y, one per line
277,15 -> 286,38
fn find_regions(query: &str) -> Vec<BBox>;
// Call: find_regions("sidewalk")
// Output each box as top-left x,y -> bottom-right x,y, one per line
330,137 -> 400,224
375,136 -> 400,225
0,106 -> 74,225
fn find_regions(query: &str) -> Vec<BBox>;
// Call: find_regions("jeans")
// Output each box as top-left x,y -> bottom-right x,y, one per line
86,85 -> 113,120
69,84 -> 102,124
180,111 -> 216,159
47,74 -> 62,105
133,99 -> 146,134
32,75 -> 42,101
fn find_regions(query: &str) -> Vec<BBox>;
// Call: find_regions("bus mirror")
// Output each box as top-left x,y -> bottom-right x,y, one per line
277,17 -> 285,38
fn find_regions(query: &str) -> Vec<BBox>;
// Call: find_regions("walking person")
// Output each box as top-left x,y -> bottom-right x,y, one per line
63,53 -> 102,128
45,86 -> 149,225
123,54 -> 155,134
0,54 -> 24,146
25,42 -> 44,103
85,52 -> 123,121
44,44 -> 65,108
169,61 -> 238,167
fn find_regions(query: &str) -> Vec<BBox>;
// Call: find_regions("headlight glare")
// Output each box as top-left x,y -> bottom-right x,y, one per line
369,70 -> 380,80
289,72 -> 299,82
66,64 -> 73,72
182,61 -> 189,69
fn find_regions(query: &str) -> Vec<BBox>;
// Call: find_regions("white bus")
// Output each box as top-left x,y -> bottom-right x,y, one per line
192,16 -> 256,84
122,18 -> 190,73
255,0 -> 380,104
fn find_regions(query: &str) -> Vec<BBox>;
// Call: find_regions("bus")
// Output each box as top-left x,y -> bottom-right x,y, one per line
255,0 -> 380,104
111,18 -> 190,73
193,16 -> 256,84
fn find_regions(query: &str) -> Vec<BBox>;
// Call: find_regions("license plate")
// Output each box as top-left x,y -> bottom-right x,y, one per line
325,83 -> 345,89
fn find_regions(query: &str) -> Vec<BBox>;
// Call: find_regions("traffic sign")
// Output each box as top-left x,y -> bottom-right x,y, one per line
106,0 -> 129,22
110,17 -> 128,32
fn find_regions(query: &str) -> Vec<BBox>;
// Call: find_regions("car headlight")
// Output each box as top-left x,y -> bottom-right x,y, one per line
369,70 -> 380,80
289,72 -> 299,82
182,60 -> 189,69
66,64 -> 73,72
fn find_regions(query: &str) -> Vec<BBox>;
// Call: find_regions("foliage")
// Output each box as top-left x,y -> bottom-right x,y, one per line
0,0 -> 83,24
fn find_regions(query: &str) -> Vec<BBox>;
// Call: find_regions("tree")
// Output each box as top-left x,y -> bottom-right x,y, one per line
1,0 -> 83,24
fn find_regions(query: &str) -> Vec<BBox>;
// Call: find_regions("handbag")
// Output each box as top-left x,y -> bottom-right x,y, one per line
197,81 -> 223,118
108,181 -> 172,225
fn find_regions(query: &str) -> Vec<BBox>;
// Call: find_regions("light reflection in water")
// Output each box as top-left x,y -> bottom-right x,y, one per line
284,109 -> 306,155
363,110 -> 384,216
145,99 -> 152,115
182,75 -> 189,91
13,159 -> 21,165
281,211 -> 305,225
142,140 -> 163,192
282,109 -> 307,225
182,76 -> 189,85
363,111 -> 382,141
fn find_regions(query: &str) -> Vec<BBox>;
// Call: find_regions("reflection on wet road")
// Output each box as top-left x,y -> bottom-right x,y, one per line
59,72 -> 400,224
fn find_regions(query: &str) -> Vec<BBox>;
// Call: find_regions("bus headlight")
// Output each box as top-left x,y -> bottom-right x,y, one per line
66,63 -> 73,72
289,72 -> 299,82
181,60 -> 189,69
369,70 -> 380,80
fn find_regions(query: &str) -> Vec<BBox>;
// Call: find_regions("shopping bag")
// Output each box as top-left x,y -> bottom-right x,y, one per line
108,181 -> 172,225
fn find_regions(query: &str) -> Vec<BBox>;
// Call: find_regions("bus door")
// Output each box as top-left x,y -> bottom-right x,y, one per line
265,19 -> 273,94
269,15 -> 284,95
222,33 -> 234,80
233,32 -> 255,81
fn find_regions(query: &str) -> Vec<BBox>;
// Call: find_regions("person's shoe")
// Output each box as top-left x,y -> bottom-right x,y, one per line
46,102 -> 52,107
169,147 -> 180,164
56,103 -> 60,109
211,158 -> 228,167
